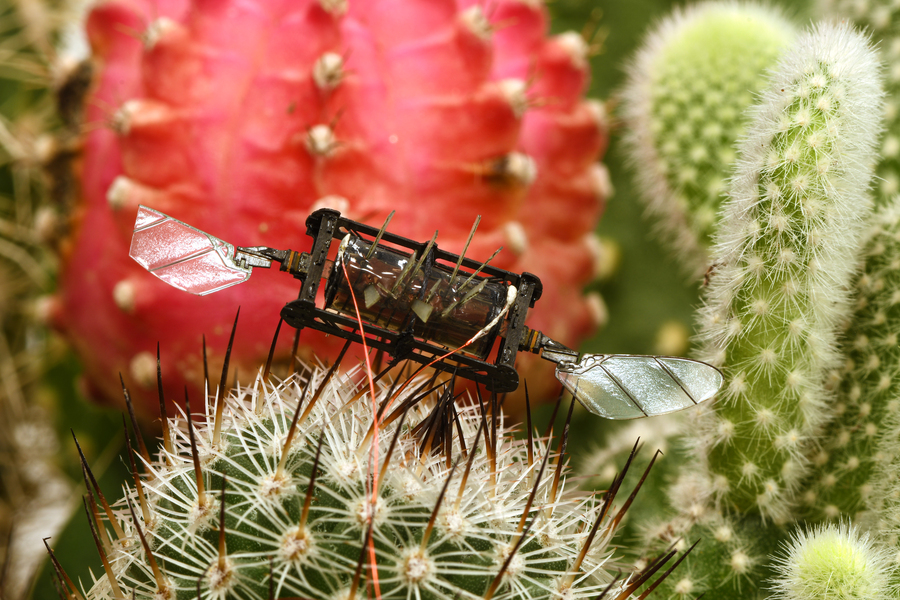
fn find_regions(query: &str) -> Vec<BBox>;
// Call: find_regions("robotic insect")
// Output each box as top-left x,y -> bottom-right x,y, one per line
130,205 -> 723,419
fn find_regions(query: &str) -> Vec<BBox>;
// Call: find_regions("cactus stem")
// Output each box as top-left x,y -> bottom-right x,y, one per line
119,374 -> 151,470
83,497 -> 124,600
212,307 -> 240,446
122,416 -> 151,525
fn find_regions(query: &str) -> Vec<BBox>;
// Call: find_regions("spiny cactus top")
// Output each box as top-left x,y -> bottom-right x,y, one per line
621,1 -> 797,276
694,21 -> 883,520
47,0 -> 610,417
56,347 -> 683,600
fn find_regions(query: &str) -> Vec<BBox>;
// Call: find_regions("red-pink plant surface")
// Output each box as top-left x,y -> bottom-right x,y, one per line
50,0 -> 609,417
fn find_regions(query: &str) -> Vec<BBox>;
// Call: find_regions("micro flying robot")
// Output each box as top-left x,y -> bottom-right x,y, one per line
129,205 -> 722,419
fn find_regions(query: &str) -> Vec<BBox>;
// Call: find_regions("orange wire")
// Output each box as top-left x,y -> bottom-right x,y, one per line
340,260 -> 383,600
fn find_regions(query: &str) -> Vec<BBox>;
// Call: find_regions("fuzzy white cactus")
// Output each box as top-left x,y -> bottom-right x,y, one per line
693,20 -> 883,521
621,1 -> 797,276
770,522 -> 895,600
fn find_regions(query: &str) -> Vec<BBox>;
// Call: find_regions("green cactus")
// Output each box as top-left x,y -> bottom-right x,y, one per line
769,522 -> 894,600
694,20 -> 882,521
819,0 -> 900,208
60,351 -> 677,600
799,202 -> 900,521
621,2 -> 797,277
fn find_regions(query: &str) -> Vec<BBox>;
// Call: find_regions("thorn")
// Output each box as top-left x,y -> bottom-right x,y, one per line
277,339 -> 352,478
122,415 -> 151,526
119,373 -> 151,469
542,387 -> 564,439
71,432 -> 127,541
202,334 -> 210,400
184,388 -> 208,508
547,399 -> 576,519
298,338 -> 352,423
290,327 -> 301,376
524,380 -> 534,471
378,404 -> 411,493
43,538 -> 84,600
516,443 -> 551,538
420,461 -> 459,550
483,516 -> 534,600
263,317 -> 284,382
592,573 -> 622,599
449,400 -> 467,460
83,496 -> 124,599
365,210 -> 395,260
157,344 -> 174,460
300,434 -> 325,530
217,476 -> 228,571
613,548 -> 678,600
454,417 -> 485,512
347,519 -> 374,600
448,215 -> 481,289
635,539 -> 700,600
611,449 -> 662,531
474,387 -> 495,492
213,307 -> 240,446
126,495 -> 169,597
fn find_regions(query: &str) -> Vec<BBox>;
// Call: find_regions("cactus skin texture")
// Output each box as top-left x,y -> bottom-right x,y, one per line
69,354 -> 665,600
801,202 -> 900,522
694,21 -> 882,522
621,2 -> 797,277
48,0 -> 609,418
770,522 -> 894,600
819,0 -> 900,208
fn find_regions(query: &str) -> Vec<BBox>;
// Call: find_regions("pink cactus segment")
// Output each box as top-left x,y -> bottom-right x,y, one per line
54,0 -> 608,417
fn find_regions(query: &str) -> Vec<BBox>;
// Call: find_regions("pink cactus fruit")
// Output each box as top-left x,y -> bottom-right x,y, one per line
49,0 -> 609,418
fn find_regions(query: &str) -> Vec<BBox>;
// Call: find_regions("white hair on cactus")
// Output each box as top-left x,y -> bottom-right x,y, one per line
770,521 -> 895,600
695,20 -> 883,520
621,1 -> 798,277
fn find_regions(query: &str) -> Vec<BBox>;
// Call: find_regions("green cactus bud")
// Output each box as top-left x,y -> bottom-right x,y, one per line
770,522 -> 894,600
621,2 -> 797,276
695,21 -> 883,521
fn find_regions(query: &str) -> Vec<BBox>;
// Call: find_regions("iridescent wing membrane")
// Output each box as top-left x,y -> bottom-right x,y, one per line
556,354 -> 722,419
129,205 -> 252,295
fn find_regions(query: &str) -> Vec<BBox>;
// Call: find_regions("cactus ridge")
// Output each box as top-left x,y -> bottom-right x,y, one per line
69,354 -> 665,600
694,21 -> 883,521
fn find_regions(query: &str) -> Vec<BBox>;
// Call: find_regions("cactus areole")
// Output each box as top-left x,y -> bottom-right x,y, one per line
131,204 -> 723,419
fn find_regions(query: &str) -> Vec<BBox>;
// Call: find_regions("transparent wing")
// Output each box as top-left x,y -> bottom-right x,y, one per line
129,205 -> 252,295
555,354 -> 722,419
